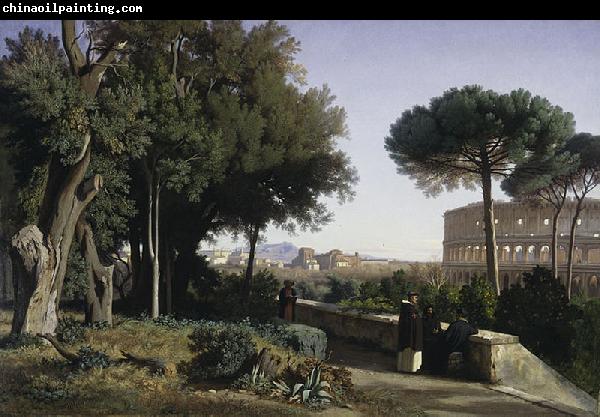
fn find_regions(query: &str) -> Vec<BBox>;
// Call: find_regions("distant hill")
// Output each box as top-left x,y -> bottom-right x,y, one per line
255,242 -> 299,263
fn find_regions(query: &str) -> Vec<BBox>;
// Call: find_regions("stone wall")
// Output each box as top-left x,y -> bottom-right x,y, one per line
295,298 -> 597,413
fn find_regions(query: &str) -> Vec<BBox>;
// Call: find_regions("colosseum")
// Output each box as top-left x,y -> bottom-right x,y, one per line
442,198 -> 600,297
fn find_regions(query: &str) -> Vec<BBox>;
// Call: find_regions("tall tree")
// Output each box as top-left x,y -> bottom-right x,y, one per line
385,85 -> 574,295
1,22 -> 141,334
502,153 -> 575,280
115,21 -> 222,317
563,133 -> 600,299
193,22 -> 356,296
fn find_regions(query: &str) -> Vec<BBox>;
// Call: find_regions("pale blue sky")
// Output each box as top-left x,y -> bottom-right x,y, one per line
3,20 -> 600,260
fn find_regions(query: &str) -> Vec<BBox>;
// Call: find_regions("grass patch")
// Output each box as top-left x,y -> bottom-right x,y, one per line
0,308 -> 354,416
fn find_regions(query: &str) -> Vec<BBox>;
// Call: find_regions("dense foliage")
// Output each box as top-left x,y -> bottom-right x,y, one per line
188,321 -> 256,380
494,266 -> 579,366
459,276 -> 497,329
190,268 -> 279,321
566,299 -> 600,395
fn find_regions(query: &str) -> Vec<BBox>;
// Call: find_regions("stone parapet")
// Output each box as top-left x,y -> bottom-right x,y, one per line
295,298 -> 596,413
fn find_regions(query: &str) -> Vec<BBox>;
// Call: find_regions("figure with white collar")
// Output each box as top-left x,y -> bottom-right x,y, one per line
397,290 -> 423,373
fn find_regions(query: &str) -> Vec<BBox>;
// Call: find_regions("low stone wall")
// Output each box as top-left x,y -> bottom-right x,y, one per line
295,298 -> 597,413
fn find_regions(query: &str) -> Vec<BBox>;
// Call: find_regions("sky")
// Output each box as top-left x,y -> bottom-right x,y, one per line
2,20 -> 600,261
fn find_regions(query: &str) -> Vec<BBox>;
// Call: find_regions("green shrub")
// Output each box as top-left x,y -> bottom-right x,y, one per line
76,345 -> 112,370
379,270 -> 412,308
459,276 -> 497,329
434,284 -> 460,323
564,299 -> 600,395
56,317 -> 86,344
494,266 -> 579,366
339,297 -> 396,314
211,270 -> 279,321
231,364 -> 273,395
0,333 -> 44,349
188,321 -> 256,380
295,281 -> 328,302
246,320 -> 295,349
25,375 -> 72,402
359,281 -> 381,299
323,275 -> 359,304
417,282 -> 439,312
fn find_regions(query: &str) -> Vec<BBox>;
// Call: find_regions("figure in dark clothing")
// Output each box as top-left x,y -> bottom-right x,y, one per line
397,291 -> 423,372
444,308 -> 478,354
278,280 -> 297,322
421,305 -> 442,372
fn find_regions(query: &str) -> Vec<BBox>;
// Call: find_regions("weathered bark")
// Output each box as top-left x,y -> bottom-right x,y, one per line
163,239 -> 173,315
10,20 -> 123,335
11,164 -> 101,335
150,182 -> 160,318
481,160 -> 500,295
0,245 -> 12,303
566,199 -> 585,300
75,218 -> 114,325
243,224 -> 260,298
256,347 -> 283,378
551,210 -> 561,281
128,220 -> 141,296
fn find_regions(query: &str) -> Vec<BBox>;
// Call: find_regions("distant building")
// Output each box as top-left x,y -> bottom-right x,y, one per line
314,249 -> 361,270
361,259 -> 390,266
198,249 -> 230,266
291,247 -> 360,270
227,250 -> 249,266
292,247 -> 316,268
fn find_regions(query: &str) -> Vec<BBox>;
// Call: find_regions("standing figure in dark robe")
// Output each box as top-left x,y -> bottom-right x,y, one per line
421,305 -> 442,373
278,280 -> 297,322
397,291 -> 423,373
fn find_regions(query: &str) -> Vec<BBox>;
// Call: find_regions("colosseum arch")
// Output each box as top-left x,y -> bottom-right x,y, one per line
514,246 -> 524,263
526,245 -> 536,263
442,199 -> 600,298
590,276 -> 599,298
588,248 -> 600,264
540,246 -> 550,263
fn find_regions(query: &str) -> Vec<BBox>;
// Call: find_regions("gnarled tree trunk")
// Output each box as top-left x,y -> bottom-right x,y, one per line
76,218 -> 114,325
10,20 -> 123,335
11,154 -> 101,335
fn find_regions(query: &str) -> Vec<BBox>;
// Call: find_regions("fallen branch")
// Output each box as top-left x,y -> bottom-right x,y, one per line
36,333 -> 176,376
119,350 -> 177,376
37,333 -> 79,363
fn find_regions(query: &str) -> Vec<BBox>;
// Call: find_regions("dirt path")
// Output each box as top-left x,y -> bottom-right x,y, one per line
327,337 -> 584,417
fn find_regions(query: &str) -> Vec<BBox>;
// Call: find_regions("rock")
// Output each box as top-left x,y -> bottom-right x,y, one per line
208,389 -> 217,394
238,389 -> 247,393
343,403 -> 354,409
286,323 -> 327,359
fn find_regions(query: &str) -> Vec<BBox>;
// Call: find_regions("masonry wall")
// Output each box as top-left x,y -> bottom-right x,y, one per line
442,198 -> 600,295
295,298 -> 597,413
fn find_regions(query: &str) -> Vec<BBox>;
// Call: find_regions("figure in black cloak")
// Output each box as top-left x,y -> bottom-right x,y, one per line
422,305 -> 442,373
397,291 -> 423,372
278,280 -> 297,322
445,308 -> 478,354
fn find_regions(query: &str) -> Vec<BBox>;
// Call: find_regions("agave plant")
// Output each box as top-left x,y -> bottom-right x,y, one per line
251,364 -> 265,385
290,366 -> 333,405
